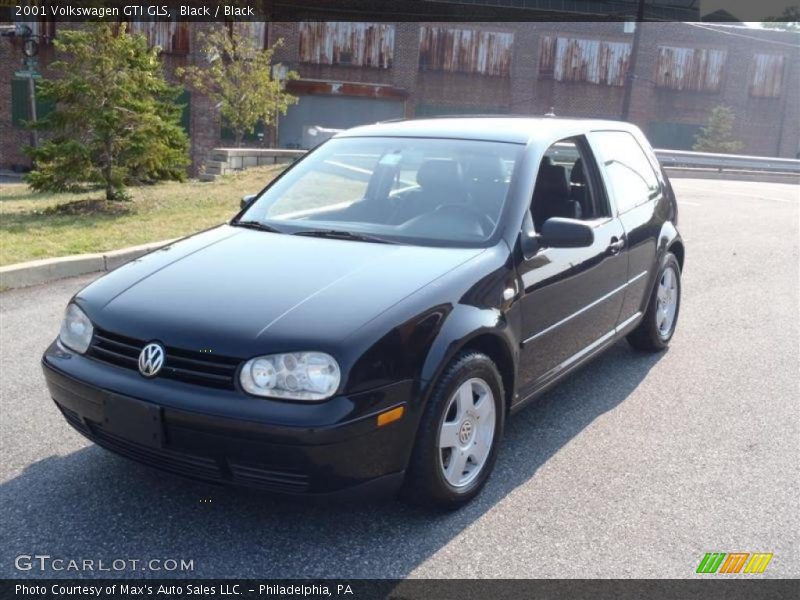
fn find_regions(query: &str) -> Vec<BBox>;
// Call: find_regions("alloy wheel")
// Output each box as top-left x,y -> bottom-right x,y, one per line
656,266 -> 679,337
438,378 -> 496,488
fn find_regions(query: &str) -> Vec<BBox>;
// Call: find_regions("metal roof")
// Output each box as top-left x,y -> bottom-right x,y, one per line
336,116 -> 637,145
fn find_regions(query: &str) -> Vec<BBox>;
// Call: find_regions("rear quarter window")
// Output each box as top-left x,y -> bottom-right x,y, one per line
590,131 -> 661,214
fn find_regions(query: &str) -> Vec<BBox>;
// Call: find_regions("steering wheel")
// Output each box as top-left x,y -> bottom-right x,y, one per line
434,204 -> 495,237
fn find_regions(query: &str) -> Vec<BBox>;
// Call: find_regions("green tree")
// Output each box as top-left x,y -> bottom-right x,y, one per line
763,6 -> 800,32
693,105 -> 744,154
26,23 -> 189,201
177,28 -> 298,147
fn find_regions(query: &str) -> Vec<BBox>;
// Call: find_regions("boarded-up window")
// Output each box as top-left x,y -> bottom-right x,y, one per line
749,54 -> 785,98
127,14 -> 189,54
655,46 -> 726,92
419,27 -> 513,77
298,22 -> 395,68
539,36 -> 631,87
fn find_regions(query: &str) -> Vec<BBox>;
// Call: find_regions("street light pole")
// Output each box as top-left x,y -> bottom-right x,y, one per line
27,75 -> 39,150
621,0 -> 647,121
271,63 -> 287,148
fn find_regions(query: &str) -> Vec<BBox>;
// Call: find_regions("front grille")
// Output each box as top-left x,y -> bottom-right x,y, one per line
229,462 -> 311,493
87,327 -> 240,390
58,405 -> 310,493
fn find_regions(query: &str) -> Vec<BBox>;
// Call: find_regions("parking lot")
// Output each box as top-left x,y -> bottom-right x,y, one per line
1,178 -> 798,579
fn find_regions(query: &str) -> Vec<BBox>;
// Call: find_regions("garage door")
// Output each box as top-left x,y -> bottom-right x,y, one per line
278,95 -> 405,149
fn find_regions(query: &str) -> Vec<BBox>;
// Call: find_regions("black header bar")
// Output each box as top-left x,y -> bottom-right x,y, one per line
1,1 -> 800,23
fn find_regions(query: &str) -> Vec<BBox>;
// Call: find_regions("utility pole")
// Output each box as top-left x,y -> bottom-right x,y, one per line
271,63 -> 288,148
27,75 -> 39,150
621,0 -> 647,121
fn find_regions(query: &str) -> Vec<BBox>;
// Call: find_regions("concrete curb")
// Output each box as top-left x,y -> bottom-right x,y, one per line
0,239 -> 176,291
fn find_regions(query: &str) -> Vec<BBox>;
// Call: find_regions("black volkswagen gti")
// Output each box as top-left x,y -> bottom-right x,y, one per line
42,117 -> 684,508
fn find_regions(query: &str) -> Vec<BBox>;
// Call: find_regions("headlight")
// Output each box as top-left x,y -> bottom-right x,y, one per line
58,303 -> 93,354
240,352 -> 341,401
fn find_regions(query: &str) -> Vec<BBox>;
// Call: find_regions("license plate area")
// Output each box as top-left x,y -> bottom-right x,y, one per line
103,394 -> 163,449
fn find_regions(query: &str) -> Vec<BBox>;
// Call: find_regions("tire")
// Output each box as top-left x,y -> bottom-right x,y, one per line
627,252 -> 681,352
400,351 -> 505,509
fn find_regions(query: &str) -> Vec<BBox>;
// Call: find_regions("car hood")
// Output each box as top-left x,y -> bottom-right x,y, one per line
78,226 -> 484,357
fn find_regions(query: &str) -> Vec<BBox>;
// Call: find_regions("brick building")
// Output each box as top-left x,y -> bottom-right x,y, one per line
2,20 -> 798,175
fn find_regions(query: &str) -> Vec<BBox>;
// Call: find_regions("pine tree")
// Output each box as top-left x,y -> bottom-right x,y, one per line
763,7 -> 800,32
26,23 -> 189,201
177,29 -> 298,147
693,105 -> 744,154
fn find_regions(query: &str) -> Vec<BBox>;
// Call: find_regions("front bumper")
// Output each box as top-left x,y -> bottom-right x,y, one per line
42,342 -> 416,497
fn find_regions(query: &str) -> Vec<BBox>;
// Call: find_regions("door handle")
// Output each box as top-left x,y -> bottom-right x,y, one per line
607,238 -> 625,254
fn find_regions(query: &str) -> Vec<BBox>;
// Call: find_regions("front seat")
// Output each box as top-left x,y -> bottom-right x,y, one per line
569,158 -> 590,217
463,155 -> 507,222
532,162 -> 581,231
394,159 -> 467,223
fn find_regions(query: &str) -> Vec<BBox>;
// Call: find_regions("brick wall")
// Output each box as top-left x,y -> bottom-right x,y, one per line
2,21 -> 798,175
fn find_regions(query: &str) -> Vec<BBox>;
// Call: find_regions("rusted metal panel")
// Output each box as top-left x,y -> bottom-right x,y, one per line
298,22 -> 394,69
231,21 -> 267,50
655,46 -> 727,92
750,53 -> 785,98
419,26 -> 513,77
286,79 -> 408,100
539,36 -> 556,76
129,17 -> 189,54
539,36 -> 631,86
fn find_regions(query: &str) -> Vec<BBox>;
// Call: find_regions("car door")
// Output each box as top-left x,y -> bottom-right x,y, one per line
515,136 -> 629,398
588,130 -> 664,327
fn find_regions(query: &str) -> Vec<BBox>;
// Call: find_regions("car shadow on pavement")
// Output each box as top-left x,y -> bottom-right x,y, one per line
1,341 -> 664,579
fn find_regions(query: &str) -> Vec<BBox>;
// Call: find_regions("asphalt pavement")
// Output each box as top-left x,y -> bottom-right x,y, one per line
1,178 -> 798,579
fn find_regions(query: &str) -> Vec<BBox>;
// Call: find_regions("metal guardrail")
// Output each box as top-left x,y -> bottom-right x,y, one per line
210,141 -> 799,178
655,149 -> 800,174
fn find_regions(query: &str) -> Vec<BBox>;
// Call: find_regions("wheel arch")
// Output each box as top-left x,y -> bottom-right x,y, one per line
657,219 -> 685,273
459,333 -> 516,413
419,313 -> 519,415
668,239 -> 685,271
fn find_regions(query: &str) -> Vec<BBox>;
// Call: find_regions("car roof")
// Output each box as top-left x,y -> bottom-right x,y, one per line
335,116 -> 639,145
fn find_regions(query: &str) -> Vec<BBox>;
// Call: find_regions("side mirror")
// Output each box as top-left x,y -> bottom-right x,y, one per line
540,217 -> 594,248
240,194 -> 257,210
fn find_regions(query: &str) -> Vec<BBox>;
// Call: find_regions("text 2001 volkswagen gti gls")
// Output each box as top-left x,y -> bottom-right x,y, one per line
43,118 -> 684,508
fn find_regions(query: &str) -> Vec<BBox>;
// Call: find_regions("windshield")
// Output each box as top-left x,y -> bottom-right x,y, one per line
238,136 -> 524,246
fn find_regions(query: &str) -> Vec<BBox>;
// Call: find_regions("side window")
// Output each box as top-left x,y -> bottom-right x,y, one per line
531,137 -> 609,232
591,131 -> 661,214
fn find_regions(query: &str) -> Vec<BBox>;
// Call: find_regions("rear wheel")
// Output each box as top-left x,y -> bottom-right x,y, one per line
401,351 -> 505,509
627,252 -> 681,351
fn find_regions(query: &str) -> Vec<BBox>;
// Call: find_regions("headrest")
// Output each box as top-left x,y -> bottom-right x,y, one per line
417,159 -> 462,190
464,155 -> 505,183
535,162 -> 569,198
570,158 -> 586,185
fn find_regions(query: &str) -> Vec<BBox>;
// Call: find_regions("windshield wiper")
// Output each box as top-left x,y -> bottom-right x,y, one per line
232,220 -> 284,234
291,229 -> 396,244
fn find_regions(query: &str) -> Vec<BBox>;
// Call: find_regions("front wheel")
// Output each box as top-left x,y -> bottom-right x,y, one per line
627,252 -> 682,352
400,351 -> 505,509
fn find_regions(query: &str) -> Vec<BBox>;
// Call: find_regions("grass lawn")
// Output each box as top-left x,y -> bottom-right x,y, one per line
0,166 -> 286,267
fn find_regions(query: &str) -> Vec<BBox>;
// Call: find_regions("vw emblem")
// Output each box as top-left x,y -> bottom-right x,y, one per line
138,342 -> 165,378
